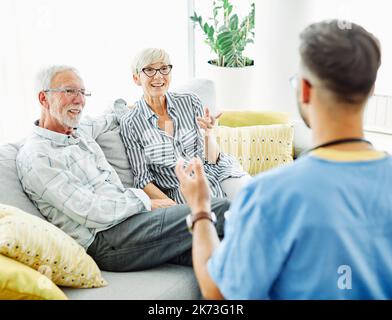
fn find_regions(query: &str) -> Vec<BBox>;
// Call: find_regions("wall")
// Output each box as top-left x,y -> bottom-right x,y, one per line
194,0 -> 392,151
0,0 -> 189,143
195,0 -> 391,113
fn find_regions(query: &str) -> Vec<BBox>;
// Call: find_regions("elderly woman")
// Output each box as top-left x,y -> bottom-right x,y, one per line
117,48 -> 250,204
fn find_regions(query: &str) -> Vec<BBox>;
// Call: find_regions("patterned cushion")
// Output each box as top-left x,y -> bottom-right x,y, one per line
0,203 -> 107,288
0,254 -> 67,300
213,124 -> 294,176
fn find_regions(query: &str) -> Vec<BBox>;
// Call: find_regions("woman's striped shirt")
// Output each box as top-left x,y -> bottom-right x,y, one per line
118,92 -> 246,203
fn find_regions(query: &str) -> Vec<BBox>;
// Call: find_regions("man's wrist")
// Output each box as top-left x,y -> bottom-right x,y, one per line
191,206 -> 211,216
186,211 -> 217,233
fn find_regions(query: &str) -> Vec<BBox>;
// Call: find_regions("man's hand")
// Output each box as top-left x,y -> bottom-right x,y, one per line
176,157 -> 224,300
196,107 -> 222,136
151,198 -> 177,210
175,158 -> 211,214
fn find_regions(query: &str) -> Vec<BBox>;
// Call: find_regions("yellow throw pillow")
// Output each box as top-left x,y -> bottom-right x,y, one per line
0,204 -> 107,288
213,124 -> 294,176
0,254 -> 67,300
218,110 -> 290,127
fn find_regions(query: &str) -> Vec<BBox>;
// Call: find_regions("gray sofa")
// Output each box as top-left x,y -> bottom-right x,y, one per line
0,77 -> 310,299
0,79 -> 218,300
0,142 -> 201,300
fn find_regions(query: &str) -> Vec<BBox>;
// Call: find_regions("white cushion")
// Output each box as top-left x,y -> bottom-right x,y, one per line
172,78 -> 217,115
96,125 -> 134,189
0,143 -> 45,220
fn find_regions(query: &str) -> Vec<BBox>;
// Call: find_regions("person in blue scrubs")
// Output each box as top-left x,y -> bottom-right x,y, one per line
175,19 -> 392,299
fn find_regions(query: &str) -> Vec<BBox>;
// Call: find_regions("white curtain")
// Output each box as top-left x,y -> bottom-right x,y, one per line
0,0 -> 190,143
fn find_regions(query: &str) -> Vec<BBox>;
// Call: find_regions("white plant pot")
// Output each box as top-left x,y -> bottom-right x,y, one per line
205,62 -> 255,110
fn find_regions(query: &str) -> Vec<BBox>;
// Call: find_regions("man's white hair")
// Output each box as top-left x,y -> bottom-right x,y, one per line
36,65 -> 81,94
131,48 -> 171,75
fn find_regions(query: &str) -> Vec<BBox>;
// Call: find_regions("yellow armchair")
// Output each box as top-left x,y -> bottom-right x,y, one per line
214,110 -> 294,176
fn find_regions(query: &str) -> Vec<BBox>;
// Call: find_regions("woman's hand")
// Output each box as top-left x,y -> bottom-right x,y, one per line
196,107 -> 222,164
175,157 -> 211,214
197,107 -> 222,136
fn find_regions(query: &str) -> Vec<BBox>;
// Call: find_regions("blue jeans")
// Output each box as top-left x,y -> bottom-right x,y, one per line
87,198 -> 230,272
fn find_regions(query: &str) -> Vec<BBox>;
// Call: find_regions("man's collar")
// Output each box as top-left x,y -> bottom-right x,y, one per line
33,120 -> 80,146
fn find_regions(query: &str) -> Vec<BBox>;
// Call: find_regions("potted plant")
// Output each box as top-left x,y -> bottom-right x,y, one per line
190,0 -> 255,109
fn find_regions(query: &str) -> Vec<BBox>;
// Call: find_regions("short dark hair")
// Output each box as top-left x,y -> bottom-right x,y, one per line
300,19 -> 381,104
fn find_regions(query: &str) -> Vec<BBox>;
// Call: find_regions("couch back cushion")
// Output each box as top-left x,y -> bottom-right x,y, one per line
96,126 -> 135,189
0,143 -> 45,219
172,78 -> 217,115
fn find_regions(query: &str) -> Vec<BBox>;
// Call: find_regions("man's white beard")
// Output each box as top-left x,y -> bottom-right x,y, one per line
50,101 -> 83,128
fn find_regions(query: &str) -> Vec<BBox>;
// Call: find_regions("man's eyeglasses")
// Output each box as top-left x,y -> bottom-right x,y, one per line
44,88 -> 92,97
289,74 -> 298,89
289,74 -> 313,90
141,65 -> 173,78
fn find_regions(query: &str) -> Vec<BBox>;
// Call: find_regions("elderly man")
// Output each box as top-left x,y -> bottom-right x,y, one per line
16,65 -> 230,272
176,20 -> 392,299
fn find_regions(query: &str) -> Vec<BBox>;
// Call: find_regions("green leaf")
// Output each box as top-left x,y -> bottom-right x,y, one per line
190,13 -> 200,23
208,27 -> 215,40
218,37 -> 233,46
228,5 -> 233,16
217,31 -> 232,42
193,1 -> 255,66
229,14 -> 238,31
213,6 -> 222,19
218,38 -> 231,49
218,41 -> 232,52
217,26 -> 227,33
218,44 -> 232,56
203,23 -> 209,34
220,44 -> 233,56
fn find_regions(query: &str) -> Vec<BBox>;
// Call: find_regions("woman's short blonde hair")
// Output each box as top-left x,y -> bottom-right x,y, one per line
131,48 -> 171,75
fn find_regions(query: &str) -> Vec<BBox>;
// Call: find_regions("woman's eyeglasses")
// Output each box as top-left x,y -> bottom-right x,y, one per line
141,65 -> 173,77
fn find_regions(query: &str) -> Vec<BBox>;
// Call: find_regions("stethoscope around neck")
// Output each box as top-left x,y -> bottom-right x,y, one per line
300,137 -> 373,157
